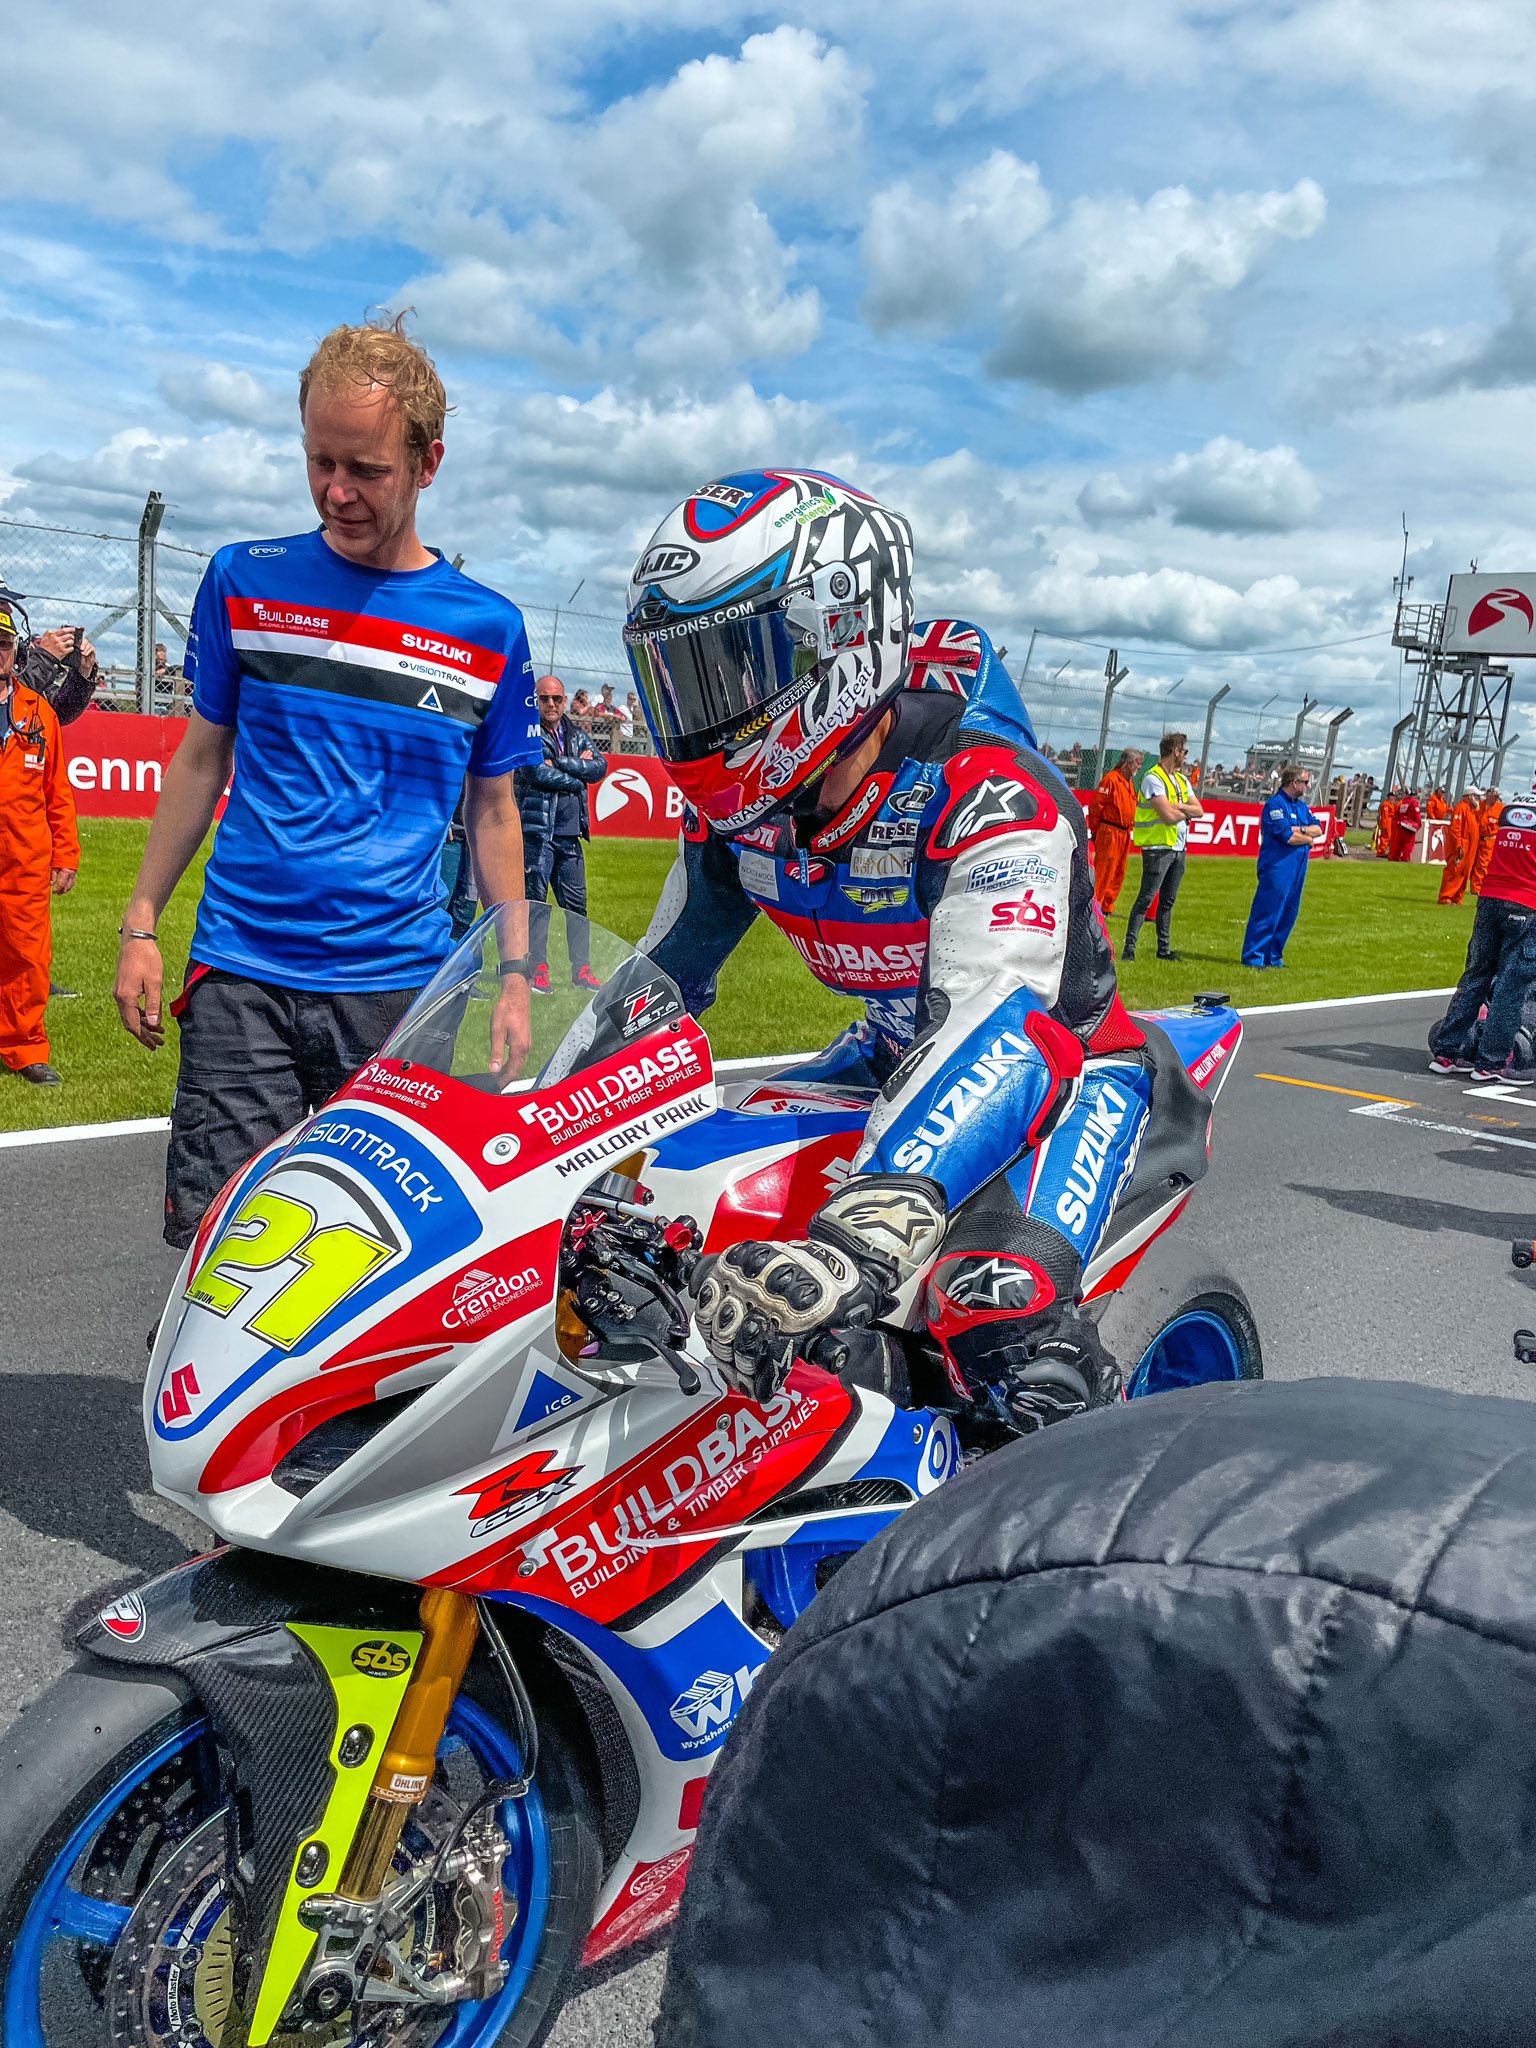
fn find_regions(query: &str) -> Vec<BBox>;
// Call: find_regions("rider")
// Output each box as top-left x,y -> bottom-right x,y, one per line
624,469 -> 1165,1434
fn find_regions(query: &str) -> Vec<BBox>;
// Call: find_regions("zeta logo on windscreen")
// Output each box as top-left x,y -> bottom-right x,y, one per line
668,1663 -> 762,1749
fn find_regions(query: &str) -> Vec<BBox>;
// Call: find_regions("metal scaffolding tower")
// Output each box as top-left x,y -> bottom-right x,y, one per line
1391,591 -> 1517,797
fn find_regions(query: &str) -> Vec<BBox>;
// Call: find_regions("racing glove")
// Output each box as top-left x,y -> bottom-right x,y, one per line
690,1176 -> 947,1403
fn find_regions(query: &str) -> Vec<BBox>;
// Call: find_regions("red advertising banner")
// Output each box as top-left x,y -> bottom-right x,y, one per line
61,715 -> 1343,856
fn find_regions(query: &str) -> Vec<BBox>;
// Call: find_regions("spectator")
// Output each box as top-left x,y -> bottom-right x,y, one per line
114,312 -> 540,1249
1241,762 -> 1324,969
1124,731 -> 1204,962
599,680 -> 630,730
1439,786 -> 1481,906
1472,788 -> 1504,894
1430,787 -> 1536,1080
569,688 -> 594,727
625,689 -> 643,741
1086,746 -> 1143,915
517,673 -> 606,993
0,598 -> 80,1086
1393,787 -> 1423,862
153,642 -> 169,687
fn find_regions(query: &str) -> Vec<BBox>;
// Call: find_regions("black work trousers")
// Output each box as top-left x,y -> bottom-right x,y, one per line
165,970 -> 418,1248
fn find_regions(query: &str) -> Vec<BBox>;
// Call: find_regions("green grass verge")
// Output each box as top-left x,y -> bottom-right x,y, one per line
3,822 -> 1472,1134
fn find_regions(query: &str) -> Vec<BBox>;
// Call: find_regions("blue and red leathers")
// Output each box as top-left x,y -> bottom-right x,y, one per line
642,619 -> 1154,1399
1242,785 -> 1317,969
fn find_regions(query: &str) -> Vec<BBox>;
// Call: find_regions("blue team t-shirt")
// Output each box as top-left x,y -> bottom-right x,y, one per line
186,529 -> 538,991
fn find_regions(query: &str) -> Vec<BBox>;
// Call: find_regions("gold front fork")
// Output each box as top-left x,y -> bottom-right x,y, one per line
338,1587 -> 480,1901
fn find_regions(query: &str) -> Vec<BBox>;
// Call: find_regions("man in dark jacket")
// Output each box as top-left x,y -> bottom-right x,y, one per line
517,671 -> 606,991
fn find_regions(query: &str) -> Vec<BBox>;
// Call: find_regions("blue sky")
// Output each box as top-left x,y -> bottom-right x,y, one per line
6,0 -> 1536,771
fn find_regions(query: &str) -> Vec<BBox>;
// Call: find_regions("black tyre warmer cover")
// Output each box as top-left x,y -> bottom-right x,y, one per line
656,1377 -> 1536,2048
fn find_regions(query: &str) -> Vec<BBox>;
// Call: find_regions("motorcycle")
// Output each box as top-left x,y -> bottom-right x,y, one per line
0,914 -> 1257,2047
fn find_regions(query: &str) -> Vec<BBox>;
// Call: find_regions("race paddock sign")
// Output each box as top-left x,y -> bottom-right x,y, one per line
63,713 -> 1336,853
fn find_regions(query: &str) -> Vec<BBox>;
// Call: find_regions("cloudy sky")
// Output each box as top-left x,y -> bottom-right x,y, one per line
6,0 -> 1536,770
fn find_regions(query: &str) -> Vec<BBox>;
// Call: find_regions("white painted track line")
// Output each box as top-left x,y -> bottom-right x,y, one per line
0,990 -> 1454,1151
0,1115 -> 171,1152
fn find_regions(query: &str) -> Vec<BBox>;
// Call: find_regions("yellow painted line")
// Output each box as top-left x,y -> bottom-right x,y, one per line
1253,1072 -> 1416,1106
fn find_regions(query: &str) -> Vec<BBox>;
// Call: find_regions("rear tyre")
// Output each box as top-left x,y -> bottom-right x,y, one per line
1090,1238 -> 1263,1399
0,1655 -> 600,2048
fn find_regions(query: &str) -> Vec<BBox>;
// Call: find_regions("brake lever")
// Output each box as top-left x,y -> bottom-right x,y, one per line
601,1332 -> 703,1396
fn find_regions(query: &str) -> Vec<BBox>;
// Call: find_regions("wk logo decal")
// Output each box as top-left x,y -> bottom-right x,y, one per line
160,1363 -> 200,1425
1468,588 -> 1536,637
667,1663 -> 762,1748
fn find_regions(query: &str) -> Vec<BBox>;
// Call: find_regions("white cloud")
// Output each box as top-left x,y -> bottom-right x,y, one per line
1023,551 -> 1331,648
158,363 -> 293,432
990,179 -> 1327,391
14,427 -> 305,543
1080,438 -> 1322,533
862,151 -> 1051,334
1310,231 -> 1536,413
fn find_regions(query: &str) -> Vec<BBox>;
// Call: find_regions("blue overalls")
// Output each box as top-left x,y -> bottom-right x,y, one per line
1242,788 -> 1316,968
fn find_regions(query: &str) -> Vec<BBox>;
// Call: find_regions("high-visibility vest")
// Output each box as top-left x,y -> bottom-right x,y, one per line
1132,761 -> 1193,849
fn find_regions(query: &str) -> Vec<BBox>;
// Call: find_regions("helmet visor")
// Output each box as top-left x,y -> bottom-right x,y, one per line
625,585 -> 858,764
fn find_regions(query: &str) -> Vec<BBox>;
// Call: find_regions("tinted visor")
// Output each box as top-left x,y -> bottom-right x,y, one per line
625,589 -> 825,763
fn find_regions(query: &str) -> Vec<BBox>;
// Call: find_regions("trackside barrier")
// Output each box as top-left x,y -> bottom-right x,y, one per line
63,714 -> 1336,850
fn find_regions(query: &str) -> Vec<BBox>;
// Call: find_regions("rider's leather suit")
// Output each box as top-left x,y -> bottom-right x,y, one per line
643,620 -> 1153,1400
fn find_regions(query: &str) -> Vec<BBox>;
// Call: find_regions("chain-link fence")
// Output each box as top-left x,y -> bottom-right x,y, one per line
0,497 -> 1375,791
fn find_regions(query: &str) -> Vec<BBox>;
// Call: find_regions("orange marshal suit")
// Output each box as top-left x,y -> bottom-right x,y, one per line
1373,799 -> 1397,857
0,681 -> 79,1071
1438,797 -> 1479,905
1088,765 -> 1138,913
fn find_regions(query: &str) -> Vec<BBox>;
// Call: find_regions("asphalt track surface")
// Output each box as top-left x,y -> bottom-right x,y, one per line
5,989 -> 1536,2044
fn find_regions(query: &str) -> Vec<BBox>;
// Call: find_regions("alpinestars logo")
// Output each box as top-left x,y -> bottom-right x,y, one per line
668,1663 -> 761,1750
938,778 -> 1038,850
458,1450 -> 579,1539
938,1254 -> 1044,1313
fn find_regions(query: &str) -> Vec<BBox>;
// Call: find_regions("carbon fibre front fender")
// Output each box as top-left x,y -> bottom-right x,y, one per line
78,1549 -> 421,1976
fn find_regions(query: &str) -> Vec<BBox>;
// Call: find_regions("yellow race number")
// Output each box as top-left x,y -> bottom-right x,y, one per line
185,1188 -> 399,1351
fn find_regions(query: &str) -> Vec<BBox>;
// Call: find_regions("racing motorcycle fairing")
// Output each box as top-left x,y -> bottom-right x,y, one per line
116,910 -> 1246,1993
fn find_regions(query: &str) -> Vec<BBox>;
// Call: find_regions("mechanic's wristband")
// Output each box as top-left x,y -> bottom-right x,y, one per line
119,925 -> 159,944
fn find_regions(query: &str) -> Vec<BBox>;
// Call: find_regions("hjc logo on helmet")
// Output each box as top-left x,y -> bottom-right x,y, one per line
636,544 -> 699,582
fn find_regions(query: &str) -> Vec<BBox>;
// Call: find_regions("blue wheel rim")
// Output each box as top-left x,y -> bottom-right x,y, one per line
5,1691 -> 550,2048
1126,1307 -> 1247,1401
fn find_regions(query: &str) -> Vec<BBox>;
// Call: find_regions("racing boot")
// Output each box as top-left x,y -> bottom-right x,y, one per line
952,1306 -> 1122,1436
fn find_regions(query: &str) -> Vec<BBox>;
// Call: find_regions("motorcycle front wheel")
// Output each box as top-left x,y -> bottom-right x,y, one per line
0,1656 -> 600,2048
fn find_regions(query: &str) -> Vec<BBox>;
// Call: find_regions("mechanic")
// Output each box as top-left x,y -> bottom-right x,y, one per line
114,314 -> 540,1247
1241,761 -> 1324,969
625,468 -> 1181,1435
1429,786 -> 1536,1080
0,600 -> 81,1085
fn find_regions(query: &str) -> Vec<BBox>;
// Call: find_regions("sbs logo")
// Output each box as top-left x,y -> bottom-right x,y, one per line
351,1639 -> 413,1679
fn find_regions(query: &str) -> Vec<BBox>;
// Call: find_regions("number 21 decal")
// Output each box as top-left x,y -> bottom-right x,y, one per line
185,1188 -> 401,1351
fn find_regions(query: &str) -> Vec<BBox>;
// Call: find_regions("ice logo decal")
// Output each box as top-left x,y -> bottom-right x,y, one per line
668,1663 -> 760,1748
595,767 -> 655,823
1468,588 -> 1536,637
99,1592 -> 146,1641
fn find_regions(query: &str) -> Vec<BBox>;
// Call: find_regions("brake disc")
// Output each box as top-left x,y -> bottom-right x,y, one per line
104,1809 -> 249,2048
